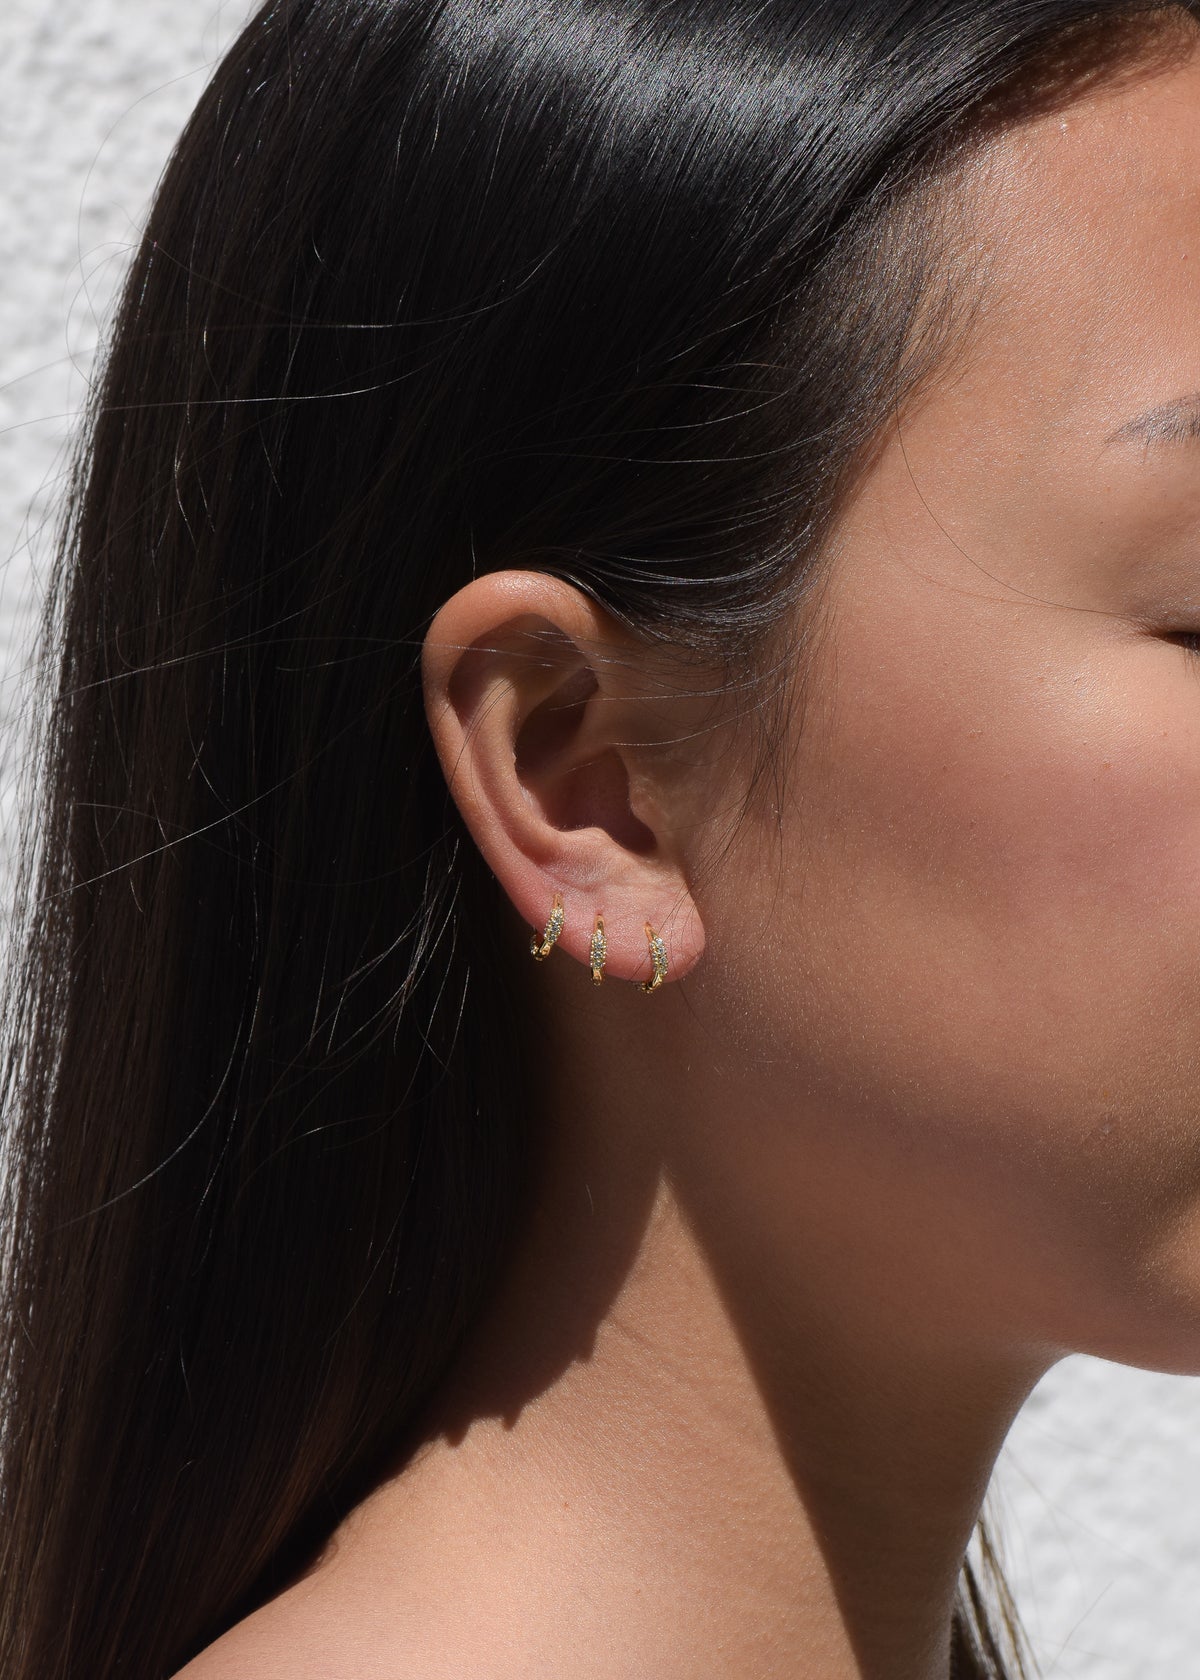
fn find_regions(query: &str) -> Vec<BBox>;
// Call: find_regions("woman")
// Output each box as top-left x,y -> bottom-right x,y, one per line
2,1 -> 1198,1675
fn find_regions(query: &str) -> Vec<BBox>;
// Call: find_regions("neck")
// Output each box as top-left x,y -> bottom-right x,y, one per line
323,1052 -> 1048,1680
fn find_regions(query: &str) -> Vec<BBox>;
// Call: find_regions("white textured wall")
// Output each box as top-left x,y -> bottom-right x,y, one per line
3,5 -> 1200,1675
0,0 -> 256,864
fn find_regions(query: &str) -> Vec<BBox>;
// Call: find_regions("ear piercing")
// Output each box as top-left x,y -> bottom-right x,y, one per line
530,890 -> 564,960
589,914 -> 607,984
641,923 -> 667,994
529,895 -> 668,994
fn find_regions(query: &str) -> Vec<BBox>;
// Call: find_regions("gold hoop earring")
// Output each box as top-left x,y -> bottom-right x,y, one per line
530,890 -> 564,961
641,922 -> 667,994
589,914 -> 607,984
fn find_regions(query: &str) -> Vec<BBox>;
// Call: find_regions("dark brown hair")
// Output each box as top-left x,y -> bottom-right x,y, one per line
0,3 -> 1191,1675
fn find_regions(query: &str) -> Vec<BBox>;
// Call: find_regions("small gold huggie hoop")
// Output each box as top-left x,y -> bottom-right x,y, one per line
641,922 -> 667,994
589,914 -> 607,984
530,890 -> 564,961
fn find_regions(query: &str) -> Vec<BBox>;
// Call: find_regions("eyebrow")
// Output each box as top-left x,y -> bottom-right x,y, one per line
1106,394 -> 1200,447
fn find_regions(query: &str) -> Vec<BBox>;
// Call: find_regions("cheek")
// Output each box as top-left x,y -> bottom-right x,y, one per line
744,576 -> 1200,1359
808,600 -> 1200,1085
814,625 -> 1200,970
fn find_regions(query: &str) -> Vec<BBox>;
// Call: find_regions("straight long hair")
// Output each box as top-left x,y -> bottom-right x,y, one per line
0,3 -> 1188,1675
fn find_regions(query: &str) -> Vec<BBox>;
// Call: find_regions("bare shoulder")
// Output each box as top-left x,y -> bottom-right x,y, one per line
170,1477 -> 529,1679
170,1590 -> 505,1680
168,1570 -> 393,1680
166,1553 -> 492,1680
169,1598 -> 339,1680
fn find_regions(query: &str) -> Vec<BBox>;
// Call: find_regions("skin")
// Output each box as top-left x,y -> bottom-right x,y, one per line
177,21 -> 1200,1680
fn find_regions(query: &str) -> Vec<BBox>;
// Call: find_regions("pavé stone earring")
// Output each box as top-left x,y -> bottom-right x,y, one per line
530,890 -> 564,960
641,922 -> 667,994
589,914 -> 607,984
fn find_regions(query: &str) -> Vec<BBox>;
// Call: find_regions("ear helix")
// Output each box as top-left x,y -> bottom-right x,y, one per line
528,893 -> 668,994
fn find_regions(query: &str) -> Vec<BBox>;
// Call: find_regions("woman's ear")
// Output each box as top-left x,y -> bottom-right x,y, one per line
421,569 -> 707,987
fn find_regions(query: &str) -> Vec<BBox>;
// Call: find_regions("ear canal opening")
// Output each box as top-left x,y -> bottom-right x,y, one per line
516,668 -> 656,854
514,663 -> 598,774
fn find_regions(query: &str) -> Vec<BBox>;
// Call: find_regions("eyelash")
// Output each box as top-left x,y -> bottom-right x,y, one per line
1162,631 -> 1200,656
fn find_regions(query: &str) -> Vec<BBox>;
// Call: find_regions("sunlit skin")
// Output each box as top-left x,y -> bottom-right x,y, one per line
177,23 -> 1200,1680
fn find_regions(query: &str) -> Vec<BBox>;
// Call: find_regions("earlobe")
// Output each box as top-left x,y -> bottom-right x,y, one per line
421,569 -> 707,986
526,889 -> 667,991
525,889 -> 672,995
